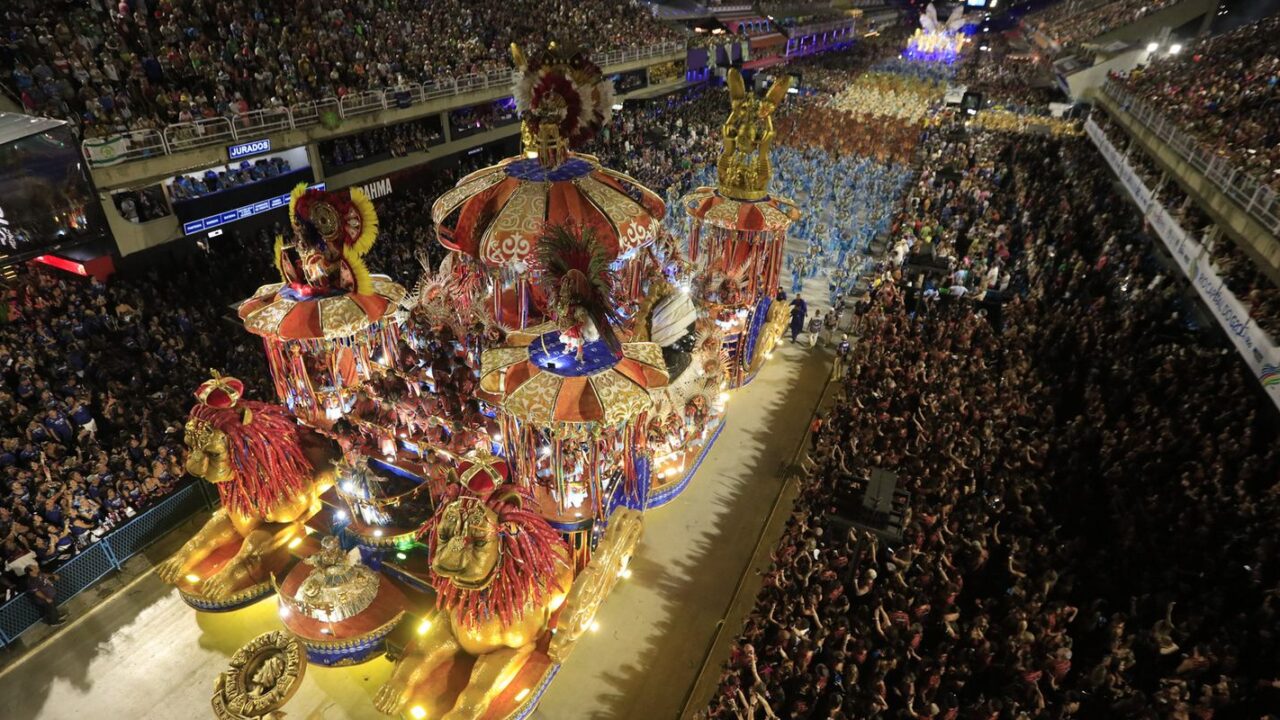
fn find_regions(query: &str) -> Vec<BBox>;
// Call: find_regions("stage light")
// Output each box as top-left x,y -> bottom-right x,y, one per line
396,552 -> 407,560
611,103 -> 623,111
373,529 -> 384,537
334,510 -> 347,521
589,620 -> 601,633
417,618 -> 433,635
410,707 -> 427,719
1146,42 -> 1159,52
1169,44 -> 1182,54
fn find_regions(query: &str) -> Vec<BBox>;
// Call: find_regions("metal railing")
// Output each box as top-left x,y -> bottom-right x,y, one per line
81,42 -> 686,169
1102,78 -> 1280,236
788,18 -> 857,37
0,481 -> 213,647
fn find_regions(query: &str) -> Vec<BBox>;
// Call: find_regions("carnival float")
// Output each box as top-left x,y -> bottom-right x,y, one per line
905,2 -> 969,63
681,68 -> 798,388
161,40 -> 802,720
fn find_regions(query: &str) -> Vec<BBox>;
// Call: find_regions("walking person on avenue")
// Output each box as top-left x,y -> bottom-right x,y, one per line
806,311 -> 824,348
790,295 -> 808,343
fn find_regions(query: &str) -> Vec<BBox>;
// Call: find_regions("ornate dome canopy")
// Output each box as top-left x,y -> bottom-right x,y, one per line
238,275 -> 406,341
479,323 -> 668,426
683,187 -> 800,233
431,154 -> 666,268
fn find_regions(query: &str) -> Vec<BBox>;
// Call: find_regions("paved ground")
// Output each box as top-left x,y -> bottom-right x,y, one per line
533,340 -> 829,720
0,340 -> 830,720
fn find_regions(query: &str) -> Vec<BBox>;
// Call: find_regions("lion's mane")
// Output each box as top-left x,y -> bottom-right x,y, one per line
423,485 -> 567,629
188,400 -> 313,517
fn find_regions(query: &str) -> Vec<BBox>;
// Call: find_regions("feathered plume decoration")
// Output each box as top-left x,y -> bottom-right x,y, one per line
534,221 -> 622,354
512,41 -> 614,149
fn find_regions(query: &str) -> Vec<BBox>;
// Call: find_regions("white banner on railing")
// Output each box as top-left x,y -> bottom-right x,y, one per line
1086,118 -> 1280,408
82,135 -> 130,166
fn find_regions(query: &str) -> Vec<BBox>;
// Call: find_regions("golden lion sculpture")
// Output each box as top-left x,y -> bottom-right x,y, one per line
157,374 -> 333,601
374,481 -> 572,719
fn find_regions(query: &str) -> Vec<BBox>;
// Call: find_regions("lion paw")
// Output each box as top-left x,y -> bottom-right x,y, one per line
373,683 -> 407,716
156,554 -> 189,585
200,561 -> 254,600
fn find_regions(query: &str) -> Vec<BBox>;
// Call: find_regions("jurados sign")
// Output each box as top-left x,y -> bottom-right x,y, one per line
227,138 -> 272,160
359,178 -> 393,201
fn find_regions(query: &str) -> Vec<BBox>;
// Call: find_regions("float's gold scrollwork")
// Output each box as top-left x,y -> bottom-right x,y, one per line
748,301 -> 791,374
549,508 -> 644,662
211,631 -> 306,720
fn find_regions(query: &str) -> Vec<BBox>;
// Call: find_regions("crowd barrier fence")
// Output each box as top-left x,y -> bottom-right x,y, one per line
1101,78 -> 1280,237
0,481 -> 216,648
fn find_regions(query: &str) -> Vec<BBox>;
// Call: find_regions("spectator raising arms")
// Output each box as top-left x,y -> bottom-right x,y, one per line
706,116 -> 1280,719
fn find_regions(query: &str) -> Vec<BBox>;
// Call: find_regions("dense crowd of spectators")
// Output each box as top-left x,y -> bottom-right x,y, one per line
4,16 -> 1280,710
320,118 -> 444,172
168,156 -> 294,201
0,246 -> 273,593
707,113 -> 1280,718
1110,14 -> 1280,192
595,85 -> 724,204
0,141 -> 515,600
786,31 -> 912,96
1,0 -> 682,138
1093,113 -> 1280,341
955,35 -> 1058,111
1025,0 -> 1177,56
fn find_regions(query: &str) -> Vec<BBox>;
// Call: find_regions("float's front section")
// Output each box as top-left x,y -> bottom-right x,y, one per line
182,39 -> 797,720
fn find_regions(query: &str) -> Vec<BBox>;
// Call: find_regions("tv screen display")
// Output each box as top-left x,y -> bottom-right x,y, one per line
0,124 -> 105,265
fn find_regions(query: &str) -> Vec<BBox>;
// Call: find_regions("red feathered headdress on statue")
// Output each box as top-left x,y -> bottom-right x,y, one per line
186,372 -> 313,517
512,41 -> 615,149
275,185 -> 380,295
